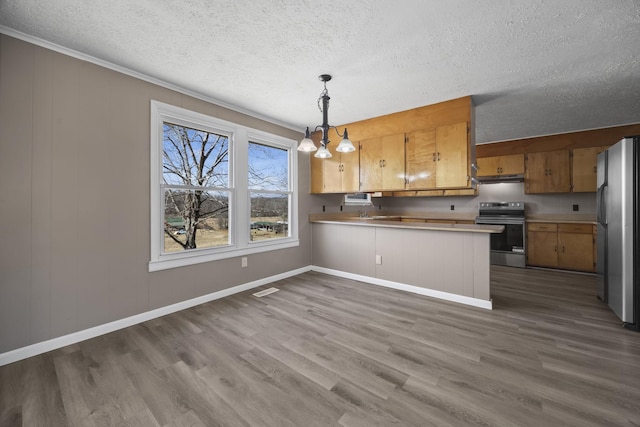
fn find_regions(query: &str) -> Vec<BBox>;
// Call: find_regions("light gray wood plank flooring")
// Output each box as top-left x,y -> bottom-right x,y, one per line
2,266 -> 640,426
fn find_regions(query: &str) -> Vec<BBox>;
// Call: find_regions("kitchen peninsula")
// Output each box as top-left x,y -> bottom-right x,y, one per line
310,215 -> 503,309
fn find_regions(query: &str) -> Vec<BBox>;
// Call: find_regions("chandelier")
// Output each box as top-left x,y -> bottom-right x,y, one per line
297,74 -> 355,158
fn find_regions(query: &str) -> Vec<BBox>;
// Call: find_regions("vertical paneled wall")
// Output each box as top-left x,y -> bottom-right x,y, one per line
0,34 -> 310,354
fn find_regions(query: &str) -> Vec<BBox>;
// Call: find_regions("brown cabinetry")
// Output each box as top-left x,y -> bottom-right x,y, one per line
527,223 -> 559,268
405,129 -> 436,189
359,133 -> 406,192
525,150 -> 571,193
434,122 -> 470,188
527,222 -> 595,272
309,97 -> 474,194
477,154 -> 525,177
571,146 -> 608,192
405,122 -> 470,190
310,143 -> 360,193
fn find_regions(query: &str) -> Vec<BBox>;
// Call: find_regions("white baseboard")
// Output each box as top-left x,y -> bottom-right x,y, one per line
310,266 -> 493,310
0,266 -> 312,367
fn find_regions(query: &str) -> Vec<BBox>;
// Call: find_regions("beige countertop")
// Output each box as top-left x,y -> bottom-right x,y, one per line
310,215 -> 503,234
309,211 -> 477,221
310,212 -> 596,228
526,214 -> 596,224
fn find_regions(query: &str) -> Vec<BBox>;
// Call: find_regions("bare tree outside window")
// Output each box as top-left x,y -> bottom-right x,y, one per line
162,123 -> 230,252
248,142 -> 290,241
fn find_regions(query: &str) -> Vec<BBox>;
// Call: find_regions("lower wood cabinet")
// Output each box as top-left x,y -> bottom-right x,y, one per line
527,222 -> 595,272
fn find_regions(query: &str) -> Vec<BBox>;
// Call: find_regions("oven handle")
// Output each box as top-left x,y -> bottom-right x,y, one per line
475,218 -> 525,225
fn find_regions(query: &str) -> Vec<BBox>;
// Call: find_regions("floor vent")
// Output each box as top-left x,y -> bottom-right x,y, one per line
252,287 -> 279,298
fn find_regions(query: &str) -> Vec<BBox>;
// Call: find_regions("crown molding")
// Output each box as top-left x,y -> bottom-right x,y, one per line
0,25 -> 301,133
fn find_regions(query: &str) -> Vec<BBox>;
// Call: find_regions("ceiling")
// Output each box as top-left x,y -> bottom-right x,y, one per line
1,0 -> 639,144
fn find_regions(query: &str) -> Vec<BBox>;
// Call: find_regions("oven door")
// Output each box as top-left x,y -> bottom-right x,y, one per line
476,217 -> 526,267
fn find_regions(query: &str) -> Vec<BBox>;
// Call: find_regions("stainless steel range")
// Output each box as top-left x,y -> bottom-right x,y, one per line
475,201 -> 526,268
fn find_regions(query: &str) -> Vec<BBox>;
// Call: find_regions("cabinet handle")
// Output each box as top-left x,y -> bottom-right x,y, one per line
432,153 -> 436,162
554,245 -> 557,252
437,152 -> 441,161
383,159 -> 387,167
562,246 -> 565,253
379,160 -> 383,168
593,166 -> 597,173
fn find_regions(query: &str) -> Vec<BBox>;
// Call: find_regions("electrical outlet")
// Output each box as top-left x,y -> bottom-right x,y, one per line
573,204 -> 579,211
379,204 -> 382,210
241,257 -> 248,267
340,205 -> 343,211
375,255 -> 382,265
450,205 -> 455,211
322,205 -> 325,212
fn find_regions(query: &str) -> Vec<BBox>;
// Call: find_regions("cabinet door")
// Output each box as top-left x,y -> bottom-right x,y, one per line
546,150 -> 571,192
406,129 -> 436,189
310,152 -> 324,193
359,136 -> 383,192
476,156 -> 501,177
360,134 -> 405,191
525,152 -> 548,194
341,143 -> 360,193
572,146 -> 607,193
525,150 -> 570,193
381,133 -> 406,191
558,232 -> 594,272
527,230 -> 558,267
499,154 -> 525,175
322,144 -> 343,193
435,122 -> 469,188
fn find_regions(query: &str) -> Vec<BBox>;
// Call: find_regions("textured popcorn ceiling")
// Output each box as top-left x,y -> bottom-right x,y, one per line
1,0 -> 639,143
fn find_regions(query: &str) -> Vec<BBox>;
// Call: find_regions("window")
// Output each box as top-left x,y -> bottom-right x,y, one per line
150,101 -> 298,271
248,141 -> 290,242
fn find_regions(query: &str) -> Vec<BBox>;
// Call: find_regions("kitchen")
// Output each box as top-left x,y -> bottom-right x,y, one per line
306,94 -> 638,326
1,2 -> 640,426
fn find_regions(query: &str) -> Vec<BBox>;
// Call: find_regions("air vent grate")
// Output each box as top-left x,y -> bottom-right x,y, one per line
252,287 -> 280,298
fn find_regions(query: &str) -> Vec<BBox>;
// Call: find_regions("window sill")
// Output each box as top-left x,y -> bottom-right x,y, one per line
149,238 -> 299,272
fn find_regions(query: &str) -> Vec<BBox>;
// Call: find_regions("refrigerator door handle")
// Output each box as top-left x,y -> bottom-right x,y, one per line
597,183 -> 607,226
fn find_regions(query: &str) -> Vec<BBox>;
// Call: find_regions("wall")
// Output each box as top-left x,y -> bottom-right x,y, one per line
308,183 -> 596,216
0,35 -> 311,354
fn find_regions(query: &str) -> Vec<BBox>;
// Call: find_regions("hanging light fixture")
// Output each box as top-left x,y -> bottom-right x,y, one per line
297,74 -> 355,158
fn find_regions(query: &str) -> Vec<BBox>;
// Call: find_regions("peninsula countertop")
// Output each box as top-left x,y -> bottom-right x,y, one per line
309,214 -> 504,234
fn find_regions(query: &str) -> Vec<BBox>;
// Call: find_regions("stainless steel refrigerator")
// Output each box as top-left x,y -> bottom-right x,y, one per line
596,136 -> 639,331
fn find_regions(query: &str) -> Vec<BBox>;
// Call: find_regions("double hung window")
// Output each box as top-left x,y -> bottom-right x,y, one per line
150,101 -> 298,271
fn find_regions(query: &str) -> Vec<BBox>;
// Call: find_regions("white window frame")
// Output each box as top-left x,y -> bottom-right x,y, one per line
247,134 -> 295,247
150,100 -> 299,272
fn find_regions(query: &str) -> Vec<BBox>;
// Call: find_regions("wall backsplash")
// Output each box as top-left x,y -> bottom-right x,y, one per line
309,183 -> 597,215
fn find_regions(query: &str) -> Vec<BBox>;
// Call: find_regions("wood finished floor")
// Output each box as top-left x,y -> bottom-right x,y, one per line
2,266 -> 640,426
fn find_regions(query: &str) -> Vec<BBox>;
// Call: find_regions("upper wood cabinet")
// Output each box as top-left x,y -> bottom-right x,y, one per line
405,129 -> 436,190
359,133 -> 406,192
571,146 -> 608,192
405,122 -> 470,190
476,154 -> 524,177
434,122 -> 470,188
308,96 -> 474,194
525,150 -> 571,194
310,143 -> 360,193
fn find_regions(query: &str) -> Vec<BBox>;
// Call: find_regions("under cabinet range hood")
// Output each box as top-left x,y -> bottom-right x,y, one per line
476,174 -> 525,184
